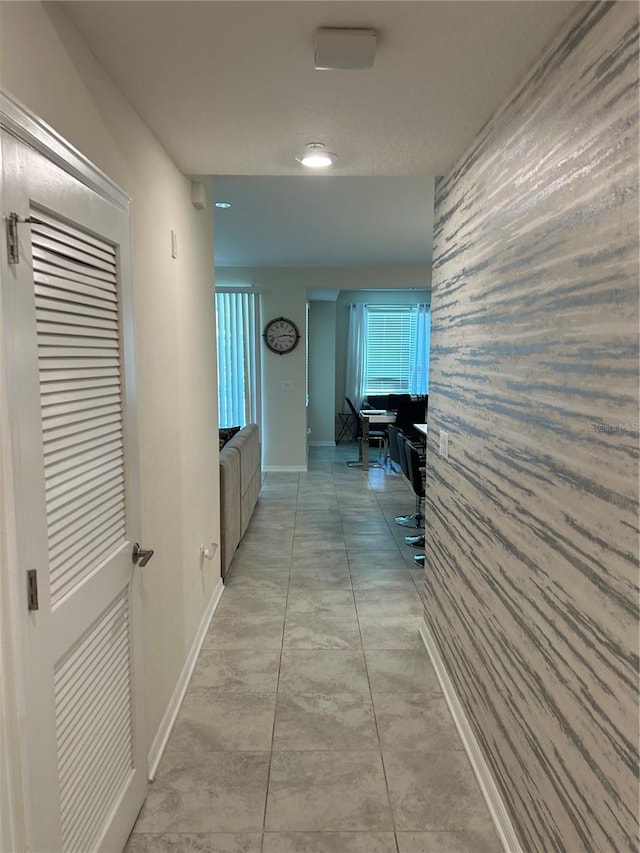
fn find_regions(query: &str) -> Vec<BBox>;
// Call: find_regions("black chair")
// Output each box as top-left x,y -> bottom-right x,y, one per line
361,394 -> 388,411
402,437 -> 426,550
387,424 -> 403,472
394,429 -> 424,529
345,396 -> 387,468
394,397 -> 426,446
386,393 -> 411,412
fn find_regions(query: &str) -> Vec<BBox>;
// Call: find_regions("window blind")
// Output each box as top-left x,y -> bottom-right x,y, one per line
365,305 -> 417,394
216,290 -> 261,428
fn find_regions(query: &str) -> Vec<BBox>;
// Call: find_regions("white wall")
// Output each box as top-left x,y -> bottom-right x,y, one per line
308,301 -> 337,444
0,2 -> 219,834
215,267 -> 308,470
303,266 -> 432,294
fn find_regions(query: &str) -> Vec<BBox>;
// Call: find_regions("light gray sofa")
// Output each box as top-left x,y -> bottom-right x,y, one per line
219,423 -> 261,579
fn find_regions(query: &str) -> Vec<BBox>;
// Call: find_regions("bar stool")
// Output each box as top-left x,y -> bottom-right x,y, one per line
394,429 -> 424,529
388,424 -> 403,473
402,438 -> 426,550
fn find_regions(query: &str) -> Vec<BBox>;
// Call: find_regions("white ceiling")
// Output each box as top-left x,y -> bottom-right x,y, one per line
62,0 -> 580,268
211,175 -> 435,266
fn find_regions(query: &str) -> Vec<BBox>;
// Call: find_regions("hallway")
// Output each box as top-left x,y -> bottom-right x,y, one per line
125,445 -> 501,853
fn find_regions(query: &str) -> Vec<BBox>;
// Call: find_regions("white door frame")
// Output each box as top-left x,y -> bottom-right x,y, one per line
0,89 -> 144,851
0,438 -> 25,853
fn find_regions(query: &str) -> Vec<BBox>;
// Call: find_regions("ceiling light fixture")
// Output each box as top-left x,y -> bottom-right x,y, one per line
295,143 -> 337,169
214,201 -> 232,209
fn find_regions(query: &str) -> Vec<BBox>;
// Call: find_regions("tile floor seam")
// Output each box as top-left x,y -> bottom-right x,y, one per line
358,597 -> 400,842
260,471 -> 297,842
344,468 -> 403,842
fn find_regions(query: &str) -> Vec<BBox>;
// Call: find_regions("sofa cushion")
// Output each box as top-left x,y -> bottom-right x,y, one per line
219,425 -> 242,450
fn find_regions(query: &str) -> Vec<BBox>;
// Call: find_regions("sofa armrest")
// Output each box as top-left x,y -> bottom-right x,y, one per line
225,424 -> 261,535
219,446 -> 241,579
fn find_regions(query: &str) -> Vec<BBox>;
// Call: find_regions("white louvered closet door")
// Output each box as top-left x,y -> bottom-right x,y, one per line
2,126 -> 146,852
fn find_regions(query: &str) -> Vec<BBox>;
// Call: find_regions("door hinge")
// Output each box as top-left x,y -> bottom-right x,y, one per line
27,569 -> 39,611
6,212 -> 33,265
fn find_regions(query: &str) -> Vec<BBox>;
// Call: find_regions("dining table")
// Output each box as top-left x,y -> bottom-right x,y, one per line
359,409 -> 397,472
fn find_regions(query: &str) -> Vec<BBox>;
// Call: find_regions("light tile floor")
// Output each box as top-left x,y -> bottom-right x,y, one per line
126,445 -> 502,853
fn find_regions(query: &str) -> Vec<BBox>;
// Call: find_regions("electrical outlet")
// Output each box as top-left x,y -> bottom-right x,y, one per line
282,380 -> 292,392
439,429 -> 449,459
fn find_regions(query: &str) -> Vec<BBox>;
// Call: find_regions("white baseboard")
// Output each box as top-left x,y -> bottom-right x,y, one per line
419,621 -> 523,853
263,465 -> 307,472
308,441 -> 336,447
147,578 -> 225,780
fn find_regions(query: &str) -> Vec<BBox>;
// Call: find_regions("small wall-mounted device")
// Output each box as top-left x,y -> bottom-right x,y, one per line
191,181 -> 208,211
200,542 -> 218,561
314,28 -> 377,70
170,230 -> 178,259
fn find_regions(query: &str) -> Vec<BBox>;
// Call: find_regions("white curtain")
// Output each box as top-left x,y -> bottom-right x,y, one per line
410,302 -> 430,394
344,302 -> 368,409
216,289 -> 261,427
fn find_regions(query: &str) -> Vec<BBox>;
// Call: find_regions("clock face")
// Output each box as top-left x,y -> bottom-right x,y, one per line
263,317 -> 300,355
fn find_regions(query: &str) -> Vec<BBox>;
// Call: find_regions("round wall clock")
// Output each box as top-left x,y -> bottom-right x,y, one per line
263,316 -> 301,355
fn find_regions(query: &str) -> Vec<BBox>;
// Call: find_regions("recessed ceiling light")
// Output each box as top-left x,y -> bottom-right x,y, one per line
215,201 -> 232,209
295,143 -> 337,169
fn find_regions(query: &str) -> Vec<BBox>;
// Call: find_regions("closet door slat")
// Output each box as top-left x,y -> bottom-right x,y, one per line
32,215 -> 126,608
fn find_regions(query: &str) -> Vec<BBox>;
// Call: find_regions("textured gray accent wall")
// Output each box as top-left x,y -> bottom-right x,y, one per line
425,4 -> 639,852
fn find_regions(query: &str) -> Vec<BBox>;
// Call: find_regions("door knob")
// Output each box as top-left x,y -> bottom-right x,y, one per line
132,542 -> 154,567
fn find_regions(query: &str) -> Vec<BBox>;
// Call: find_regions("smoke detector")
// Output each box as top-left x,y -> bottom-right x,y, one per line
314,28 -> 377,70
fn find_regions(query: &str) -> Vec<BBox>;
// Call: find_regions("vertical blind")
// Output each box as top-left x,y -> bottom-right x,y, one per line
216,290 -> 261,428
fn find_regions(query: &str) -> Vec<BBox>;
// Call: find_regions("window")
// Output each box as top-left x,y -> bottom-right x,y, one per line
216,289 -> 261,428
365,304 -> 430,394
